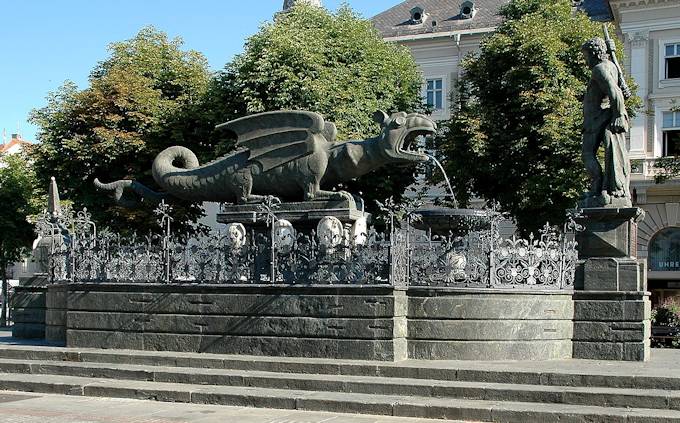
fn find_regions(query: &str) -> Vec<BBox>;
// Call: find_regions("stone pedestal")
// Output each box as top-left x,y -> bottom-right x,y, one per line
575,207 -> 644,259
581,257 -> 646,292
11,285 -> 47,339
572,206 -> 651,361
573,291 -> 651,361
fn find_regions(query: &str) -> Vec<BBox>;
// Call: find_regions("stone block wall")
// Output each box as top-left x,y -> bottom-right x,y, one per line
573,291 -> 651,361
65,284 -> 407,361
573,207 -> 652,362
33,281 -> 651,362
46,284 -> 67,345
64,284 -> 576,361
407,289 -> 574,360
11,286 -> 47,339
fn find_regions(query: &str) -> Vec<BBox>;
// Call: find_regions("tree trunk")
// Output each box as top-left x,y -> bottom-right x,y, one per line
1,266 -> 7,327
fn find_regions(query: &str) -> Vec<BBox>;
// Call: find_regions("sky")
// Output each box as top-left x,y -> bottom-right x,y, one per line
0,0 -> 400,143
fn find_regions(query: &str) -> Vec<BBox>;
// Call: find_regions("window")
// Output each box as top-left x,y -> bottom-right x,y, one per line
662,111 -> 680,157
426,79 -> 443,110
665,43 -> 680,79
649,228 -> 680,271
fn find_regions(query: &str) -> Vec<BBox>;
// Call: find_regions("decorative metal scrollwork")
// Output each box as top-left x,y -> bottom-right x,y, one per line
38,200 -> 580,290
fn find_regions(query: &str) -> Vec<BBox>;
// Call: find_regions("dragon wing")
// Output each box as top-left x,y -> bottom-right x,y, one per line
216,110 -> 337,172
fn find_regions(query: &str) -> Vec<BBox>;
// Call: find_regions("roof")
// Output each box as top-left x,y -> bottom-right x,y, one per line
372,0 -> 613,40
372,0 -> 508,39
0,138 -> 32,155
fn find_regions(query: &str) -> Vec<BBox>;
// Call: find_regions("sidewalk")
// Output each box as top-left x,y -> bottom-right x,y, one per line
0,391 -> 467,423
0,328 -> 54,347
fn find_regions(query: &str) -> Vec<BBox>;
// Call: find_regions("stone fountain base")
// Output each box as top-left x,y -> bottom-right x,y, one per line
46,283 -> 580,361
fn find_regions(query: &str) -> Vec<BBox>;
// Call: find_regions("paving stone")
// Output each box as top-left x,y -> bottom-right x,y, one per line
0,392 -> 462,423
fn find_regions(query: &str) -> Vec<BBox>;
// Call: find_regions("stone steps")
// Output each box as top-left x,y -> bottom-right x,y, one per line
0,358 -> 678,411
0,372 -> 679,422
0,345 -> 679,421
0,345 -> 677,389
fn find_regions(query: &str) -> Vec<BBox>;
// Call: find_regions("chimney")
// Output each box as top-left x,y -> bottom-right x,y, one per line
11,133 -> 21,140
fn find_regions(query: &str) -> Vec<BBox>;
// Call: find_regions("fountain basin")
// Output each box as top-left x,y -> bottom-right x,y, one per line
411,207 -> 496,236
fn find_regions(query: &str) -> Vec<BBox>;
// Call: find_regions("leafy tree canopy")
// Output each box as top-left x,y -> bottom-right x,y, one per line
30,27 -> 212,233
215,4 -> 425,210
438,0 -> 640,234
31,7 -> 425,232
0,153 -> 40,326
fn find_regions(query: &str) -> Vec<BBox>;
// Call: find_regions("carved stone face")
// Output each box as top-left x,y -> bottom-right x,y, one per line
445,251 -> 467,280
225,223 -> 246,250
351,217 -> 368,246
373,110 -> 436,165
274,220 -> 296,254
317,216 -> 344,250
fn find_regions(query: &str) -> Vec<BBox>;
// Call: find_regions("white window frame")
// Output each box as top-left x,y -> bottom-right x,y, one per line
658,38 -> 680,86
665,42 -> 680,78
425,78 -> 445,111
662,110 -> 680,157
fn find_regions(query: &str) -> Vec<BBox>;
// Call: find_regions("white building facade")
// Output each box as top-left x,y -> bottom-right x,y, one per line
374,0 -> 680,306
611,0 -> 680,305
372,0 -> 508,122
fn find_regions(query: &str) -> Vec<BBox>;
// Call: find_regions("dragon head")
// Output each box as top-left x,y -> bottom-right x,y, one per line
373,111 -> 436,165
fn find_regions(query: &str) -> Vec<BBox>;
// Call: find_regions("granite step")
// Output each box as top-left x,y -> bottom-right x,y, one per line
0,357 -> 678,412
0,345 -> 679,391
0,371 -> 679,422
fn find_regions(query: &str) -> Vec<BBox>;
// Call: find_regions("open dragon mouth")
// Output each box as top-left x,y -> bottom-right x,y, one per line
398,127 -> 436,162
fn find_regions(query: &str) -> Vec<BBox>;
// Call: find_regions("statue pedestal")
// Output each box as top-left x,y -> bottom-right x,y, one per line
572,206 -> 651,361
217,198 -> 370,230
572,206 -> 647,294
575,207 -> 644,259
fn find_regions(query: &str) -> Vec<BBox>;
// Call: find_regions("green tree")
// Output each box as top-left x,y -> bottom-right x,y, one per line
30,27 -> 213,234
0,154 -> 40,326
214,4 -> 425,210
438,0 -> 640,233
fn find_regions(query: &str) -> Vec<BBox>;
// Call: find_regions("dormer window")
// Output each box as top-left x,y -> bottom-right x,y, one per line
460,1 -> 477,19
410,6 -> 426,24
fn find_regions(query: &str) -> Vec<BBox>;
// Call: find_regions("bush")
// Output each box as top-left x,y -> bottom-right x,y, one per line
651,298 -> 680,348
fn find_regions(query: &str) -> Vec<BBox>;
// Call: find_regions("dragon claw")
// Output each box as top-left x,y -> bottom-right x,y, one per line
336,190 -> 354,202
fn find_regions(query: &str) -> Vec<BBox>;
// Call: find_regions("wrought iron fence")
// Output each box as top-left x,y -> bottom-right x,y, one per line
35,200 -> 581,289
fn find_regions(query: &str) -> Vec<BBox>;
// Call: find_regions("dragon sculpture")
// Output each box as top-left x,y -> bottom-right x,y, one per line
95,110 -> 436,206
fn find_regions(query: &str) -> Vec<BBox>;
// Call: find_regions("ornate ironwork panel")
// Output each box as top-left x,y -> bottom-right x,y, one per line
408,230 -> 491,288
36,203 -> 580,290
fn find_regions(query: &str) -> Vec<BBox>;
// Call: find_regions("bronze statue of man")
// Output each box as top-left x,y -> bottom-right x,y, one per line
581,37 -> 632,208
